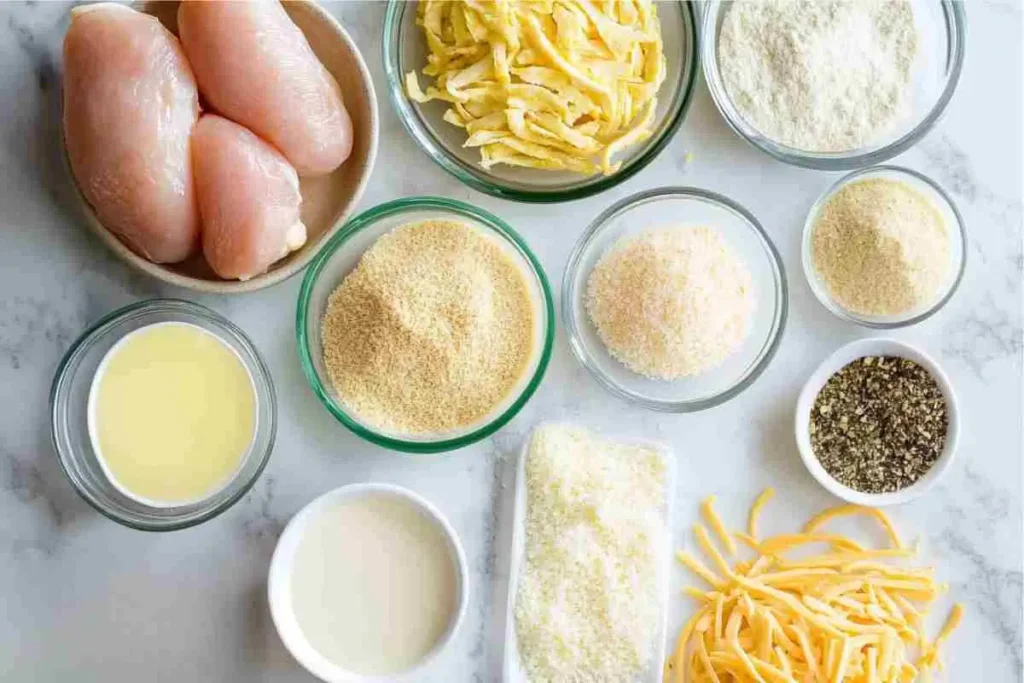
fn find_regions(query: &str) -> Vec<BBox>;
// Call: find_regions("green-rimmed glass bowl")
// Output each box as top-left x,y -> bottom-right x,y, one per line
382,1 -> 699,203
296,197 -> 555,453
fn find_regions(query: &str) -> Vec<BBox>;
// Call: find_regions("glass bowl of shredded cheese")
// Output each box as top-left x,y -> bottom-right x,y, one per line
383,0 -> 698,202
702,0 -> 967,170
296,196 -> 555,453
563,187 -> 787,412
802,165 -> 967,328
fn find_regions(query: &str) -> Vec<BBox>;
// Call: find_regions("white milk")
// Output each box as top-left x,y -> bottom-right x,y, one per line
288,493 -> 458,675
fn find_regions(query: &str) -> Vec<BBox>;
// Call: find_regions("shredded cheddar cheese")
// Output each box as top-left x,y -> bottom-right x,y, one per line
703,496 -> 738,557
405,0 -> 666,175
668,490 -> 963,683
748,487 -> 775,539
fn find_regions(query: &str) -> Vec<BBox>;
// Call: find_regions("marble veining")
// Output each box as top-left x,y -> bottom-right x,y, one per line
0,1 -> 1021,682
941,291 -> 1023,380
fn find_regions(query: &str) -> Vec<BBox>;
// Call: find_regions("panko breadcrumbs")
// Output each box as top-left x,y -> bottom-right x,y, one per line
321,219 -> 535,434
586,225 -> 755,379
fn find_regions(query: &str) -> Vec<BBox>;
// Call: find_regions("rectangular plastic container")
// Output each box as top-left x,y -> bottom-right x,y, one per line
502,422 -> 678,683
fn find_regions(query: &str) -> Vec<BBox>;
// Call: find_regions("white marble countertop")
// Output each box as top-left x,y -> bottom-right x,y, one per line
1,2 -> 1021,681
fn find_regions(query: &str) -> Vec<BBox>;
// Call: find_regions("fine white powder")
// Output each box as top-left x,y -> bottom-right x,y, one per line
718,0 -> 919,153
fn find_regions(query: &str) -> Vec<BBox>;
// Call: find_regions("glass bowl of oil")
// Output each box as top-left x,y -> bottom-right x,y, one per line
50,299 -> 277,531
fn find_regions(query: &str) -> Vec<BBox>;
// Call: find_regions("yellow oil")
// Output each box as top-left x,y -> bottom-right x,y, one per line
89,322 -> 256,505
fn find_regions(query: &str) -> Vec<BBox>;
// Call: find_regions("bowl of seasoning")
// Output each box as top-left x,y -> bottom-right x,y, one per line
702,0 -> 966,170
51,299 -> 276,530
268,483 -> 469,682
383,0 -> 698,202
802,165 -> 966,328
795,338 -> 960,506
296,196 -> 554,453
563,187 -> 787,412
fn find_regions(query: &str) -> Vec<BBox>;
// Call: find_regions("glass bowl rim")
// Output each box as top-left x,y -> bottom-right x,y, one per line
381,0 -> 700,203
700,0 -> 967,171
801,164 -> 968,329
295,195 -> 556,453
562,186 -> 788,412
49,298 -> 277,532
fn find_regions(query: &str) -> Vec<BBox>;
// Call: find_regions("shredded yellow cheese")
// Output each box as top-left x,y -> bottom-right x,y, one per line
803,504 -> 904,549
748,487 -> 775,539
667,490 -> 964,683
704,496 -> 739,556
406,0 -> 666,175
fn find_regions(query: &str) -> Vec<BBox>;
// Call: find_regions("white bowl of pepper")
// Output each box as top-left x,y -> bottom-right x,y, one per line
795,338 -> 959,507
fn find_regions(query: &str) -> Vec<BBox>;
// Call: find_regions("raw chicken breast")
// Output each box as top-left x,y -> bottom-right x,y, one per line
178,0 -> 353,177
191,115 -> 307,281
63,3 -> 200,263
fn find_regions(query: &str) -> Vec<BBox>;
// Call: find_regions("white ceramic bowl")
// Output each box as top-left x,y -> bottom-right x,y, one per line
795,338 -> 959,506
268,483 -> 469,682
66,0 -> 379,294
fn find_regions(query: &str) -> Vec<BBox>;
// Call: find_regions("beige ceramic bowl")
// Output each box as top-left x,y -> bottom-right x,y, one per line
64,0 -> 379,294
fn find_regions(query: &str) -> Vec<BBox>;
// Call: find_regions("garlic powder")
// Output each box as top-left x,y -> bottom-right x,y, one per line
811,178 -> 950,317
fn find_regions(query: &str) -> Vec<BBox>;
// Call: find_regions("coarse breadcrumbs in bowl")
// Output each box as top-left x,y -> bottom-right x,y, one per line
320,219 -> 534,435
296,197 -> 554,453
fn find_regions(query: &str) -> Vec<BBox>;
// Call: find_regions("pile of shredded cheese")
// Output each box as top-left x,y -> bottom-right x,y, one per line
406,0 -> 666,175
514,423 -> 667,681
669,491 -> 964,683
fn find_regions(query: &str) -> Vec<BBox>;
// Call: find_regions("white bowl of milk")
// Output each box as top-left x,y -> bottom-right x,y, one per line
268,483 -> 469,682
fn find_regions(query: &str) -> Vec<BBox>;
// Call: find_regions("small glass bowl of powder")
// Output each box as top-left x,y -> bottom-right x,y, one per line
563,187 -> 787,412
803,165 -> 966,328
297,197 -> 555,453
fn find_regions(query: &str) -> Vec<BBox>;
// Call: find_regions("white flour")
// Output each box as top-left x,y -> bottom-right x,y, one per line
717,0 -> 919,153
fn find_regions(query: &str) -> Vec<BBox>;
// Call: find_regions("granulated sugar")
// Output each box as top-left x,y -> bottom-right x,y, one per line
321,220 -> 534,434
586,226 -> 754,380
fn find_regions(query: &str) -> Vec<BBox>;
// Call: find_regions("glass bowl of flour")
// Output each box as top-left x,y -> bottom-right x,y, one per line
702,0 -> 966,170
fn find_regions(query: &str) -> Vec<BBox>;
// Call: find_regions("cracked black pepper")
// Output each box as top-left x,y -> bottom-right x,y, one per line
810,356 -> 948,494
